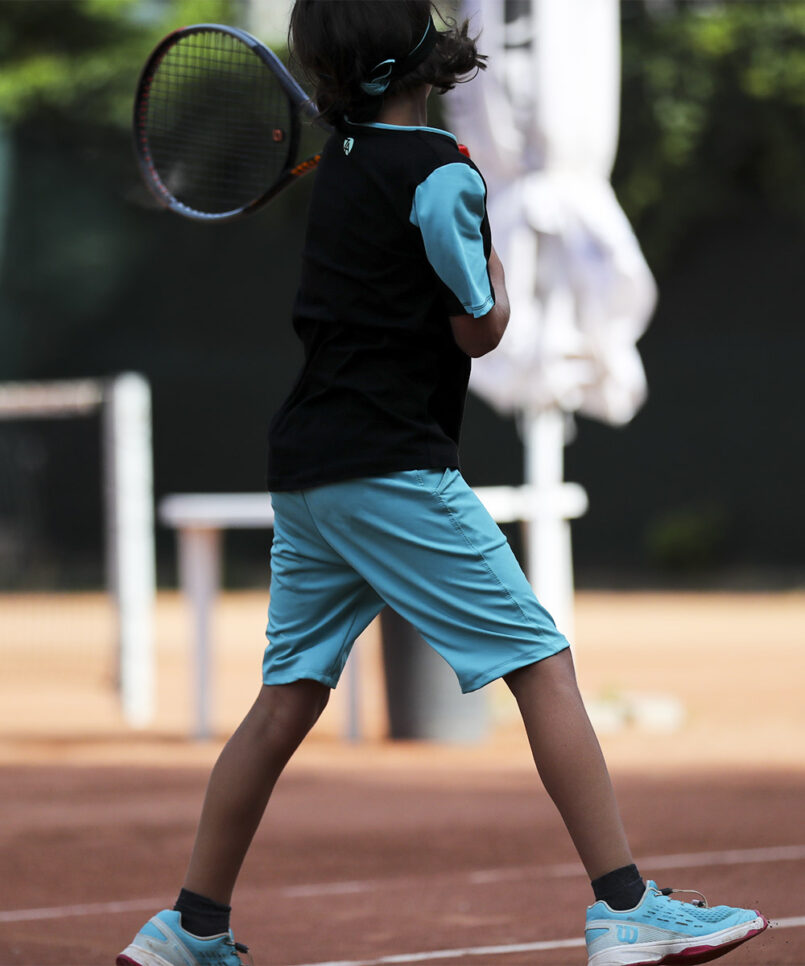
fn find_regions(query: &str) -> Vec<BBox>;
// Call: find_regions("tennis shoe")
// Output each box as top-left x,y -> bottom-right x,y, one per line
585,880 -> 768,965
116,910 -> 252,966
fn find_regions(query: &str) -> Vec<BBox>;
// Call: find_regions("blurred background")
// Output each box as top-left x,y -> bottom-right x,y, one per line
1,0 -> 803,590
0,0 -> 803,745
2,9 -> 804,964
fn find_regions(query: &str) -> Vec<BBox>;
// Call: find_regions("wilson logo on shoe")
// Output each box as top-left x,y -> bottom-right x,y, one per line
616,925 -> 639,944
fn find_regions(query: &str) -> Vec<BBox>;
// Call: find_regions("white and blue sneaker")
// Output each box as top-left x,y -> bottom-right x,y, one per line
585,880 -> 768,965
116,910 -> 251,966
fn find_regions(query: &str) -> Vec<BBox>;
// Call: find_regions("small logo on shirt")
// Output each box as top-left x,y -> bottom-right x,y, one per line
343,137 -> 355,156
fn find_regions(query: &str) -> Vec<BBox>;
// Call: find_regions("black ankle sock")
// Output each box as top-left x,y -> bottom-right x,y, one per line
591,864 -> 645,910
174,888 -> 231,937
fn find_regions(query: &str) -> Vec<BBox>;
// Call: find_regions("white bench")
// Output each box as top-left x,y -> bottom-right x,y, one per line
160,483 -> 587,739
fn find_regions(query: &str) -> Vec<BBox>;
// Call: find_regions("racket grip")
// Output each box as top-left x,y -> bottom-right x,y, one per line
302,97 -> 334,133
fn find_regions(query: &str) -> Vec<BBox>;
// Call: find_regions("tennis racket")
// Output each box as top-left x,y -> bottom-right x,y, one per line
133,23 -> 331,222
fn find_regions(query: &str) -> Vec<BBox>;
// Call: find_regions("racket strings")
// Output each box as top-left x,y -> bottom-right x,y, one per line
142,31 -> 293,214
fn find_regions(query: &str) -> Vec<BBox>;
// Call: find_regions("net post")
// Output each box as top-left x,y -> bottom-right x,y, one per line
104,373 -> 156,728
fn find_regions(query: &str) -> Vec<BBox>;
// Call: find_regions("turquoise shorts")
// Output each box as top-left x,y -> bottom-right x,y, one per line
264,469 -> 569,693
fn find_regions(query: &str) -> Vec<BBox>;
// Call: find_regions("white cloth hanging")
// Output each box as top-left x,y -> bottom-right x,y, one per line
446,0 -> 656,425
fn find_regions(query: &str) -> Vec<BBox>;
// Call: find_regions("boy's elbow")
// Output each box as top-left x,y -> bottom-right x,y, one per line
456,323 -> 501,358
472,304 -> 509,357
450,300 -> 510,357
467,329 -> 503,358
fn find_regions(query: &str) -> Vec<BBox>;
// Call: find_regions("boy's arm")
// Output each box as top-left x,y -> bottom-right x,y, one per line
449,247 -> 510,357
410,162 -> 505,353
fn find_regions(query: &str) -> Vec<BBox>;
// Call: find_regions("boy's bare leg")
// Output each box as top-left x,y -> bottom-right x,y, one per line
183,679 -> 330,905
505,648 -> 634,881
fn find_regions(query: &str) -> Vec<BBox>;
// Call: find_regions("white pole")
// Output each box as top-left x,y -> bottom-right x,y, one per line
523,406 -> 576,643
344,651 -> 361,742
178,526 -> 221,740
104,373 -> 156,728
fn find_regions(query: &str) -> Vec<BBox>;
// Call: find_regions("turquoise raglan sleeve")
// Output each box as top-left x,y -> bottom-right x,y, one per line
409,163 -> 494,319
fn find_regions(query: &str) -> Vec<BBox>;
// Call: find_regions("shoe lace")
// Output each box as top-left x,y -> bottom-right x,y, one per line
228,938 -> 254,966
657,886 -> 709,908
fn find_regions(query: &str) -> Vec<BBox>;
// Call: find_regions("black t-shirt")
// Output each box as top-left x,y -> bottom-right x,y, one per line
266,121 -> 494,492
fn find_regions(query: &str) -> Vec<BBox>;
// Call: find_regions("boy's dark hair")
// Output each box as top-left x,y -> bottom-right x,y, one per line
289,1 -> 486,127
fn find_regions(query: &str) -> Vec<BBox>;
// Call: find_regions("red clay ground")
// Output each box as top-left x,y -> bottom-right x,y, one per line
1,592 -> 804,965
0,753 -> 803,966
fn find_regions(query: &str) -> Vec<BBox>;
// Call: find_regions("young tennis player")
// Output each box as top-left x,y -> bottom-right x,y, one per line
117,3 -> 767,965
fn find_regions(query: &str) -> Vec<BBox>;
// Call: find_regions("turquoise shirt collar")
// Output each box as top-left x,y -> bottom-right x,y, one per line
345,119 -> 458,143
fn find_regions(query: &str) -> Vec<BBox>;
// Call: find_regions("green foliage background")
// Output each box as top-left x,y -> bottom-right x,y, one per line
2,0 -> 805,272
0,0 -> 803,586
615,1 -> 805,271
0,0 -> 243,128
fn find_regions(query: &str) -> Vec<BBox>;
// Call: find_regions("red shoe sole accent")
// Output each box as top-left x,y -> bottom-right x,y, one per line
635,915 -> 770,966
115,957 -> 142,966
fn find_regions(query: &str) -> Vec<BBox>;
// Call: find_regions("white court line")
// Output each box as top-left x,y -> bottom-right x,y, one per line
627,843 -> 805,873
284,882 -> 372,898
469,843 -> 805,885
0,898 -> 162,924
292,938 -> 586,966
293,917 -> 805,966
1,844 -> 804,924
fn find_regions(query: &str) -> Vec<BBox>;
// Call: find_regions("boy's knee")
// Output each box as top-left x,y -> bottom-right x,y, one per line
504,646 -> 577,693
293,679 -> 331,732
255,679 -> 331,736
312,684 -> 331,721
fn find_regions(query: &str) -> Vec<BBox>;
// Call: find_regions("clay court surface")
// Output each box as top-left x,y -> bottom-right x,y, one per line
1,591 -> 804,965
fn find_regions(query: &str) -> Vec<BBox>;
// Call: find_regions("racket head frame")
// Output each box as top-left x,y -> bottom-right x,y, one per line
133,23 -> 322,222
